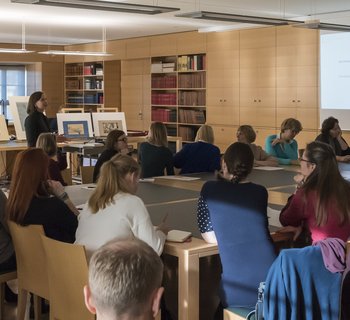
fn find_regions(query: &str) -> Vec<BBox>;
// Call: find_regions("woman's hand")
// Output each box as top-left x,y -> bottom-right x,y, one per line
277,225 -> 303,241
271,137 -> 282,146
156,222 -> 169,236
47,180 -> 65,197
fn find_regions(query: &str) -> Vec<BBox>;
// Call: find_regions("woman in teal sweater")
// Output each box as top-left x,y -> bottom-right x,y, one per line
265,118 -> 302,165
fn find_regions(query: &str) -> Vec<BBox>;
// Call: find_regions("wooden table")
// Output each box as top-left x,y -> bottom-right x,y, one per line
0,141 -> 27,177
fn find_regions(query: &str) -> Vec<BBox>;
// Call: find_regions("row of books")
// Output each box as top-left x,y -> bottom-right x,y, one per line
178,73 -> 206,88
166,126 -> 177,136
151,61 -> 176,73
66,64 -> 83,76
151,108 -> 177,122
84,93 -> 104,104
177,55 -> 206,72
151,75 -> 177,89
151,93 -> 177,105
66,79 -> 83,90
83,64 -> 103,76
178,91 -> 206,106
178,109 -> 205,124
178,126 -> 196,141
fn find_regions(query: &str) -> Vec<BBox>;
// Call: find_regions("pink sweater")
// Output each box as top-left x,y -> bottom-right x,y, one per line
280,189 -> 350,243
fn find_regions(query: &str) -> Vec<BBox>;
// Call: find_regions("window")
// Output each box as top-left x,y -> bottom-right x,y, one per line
0,65 -> 26,120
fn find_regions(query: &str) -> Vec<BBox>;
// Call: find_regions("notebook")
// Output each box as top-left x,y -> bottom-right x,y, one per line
167,230 -> 192,243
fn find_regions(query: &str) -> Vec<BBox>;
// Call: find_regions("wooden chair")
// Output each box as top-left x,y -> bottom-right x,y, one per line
80,166 -> 95,184
8,222 -> 48,320
61,108 -> 84,113
60,167 -> 72,186
41,235 -> 94,320
97,107 -> 119,112
0,270 -> 17,319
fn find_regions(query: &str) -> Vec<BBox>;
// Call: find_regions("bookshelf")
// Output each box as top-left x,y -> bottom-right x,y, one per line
151,54 -> 206,142
65,61 -> 104,112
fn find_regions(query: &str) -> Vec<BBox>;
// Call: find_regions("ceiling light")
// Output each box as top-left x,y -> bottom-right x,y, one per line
294,20 -> 350,32
0,23 -> 33,54
38,50 -> 112,56
176,11 -> 301,26
11,0 -> 180,14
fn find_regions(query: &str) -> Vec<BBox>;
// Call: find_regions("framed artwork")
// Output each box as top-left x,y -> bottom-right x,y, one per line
9,96 -> 29,140
0,115 -> 9,141
92,112 -> 127,137
57,113 -> 93,139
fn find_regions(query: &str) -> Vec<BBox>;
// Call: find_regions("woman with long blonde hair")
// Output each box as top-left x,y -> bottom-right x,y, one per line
75,154 -> 167,258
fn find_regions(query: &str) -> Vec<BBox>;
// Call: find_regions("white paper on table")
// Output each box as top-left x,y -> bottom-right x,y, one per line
267,206 -> 282,227
156,175 -> 200,181
139,178 -> 155,182
254,166 -> 284,171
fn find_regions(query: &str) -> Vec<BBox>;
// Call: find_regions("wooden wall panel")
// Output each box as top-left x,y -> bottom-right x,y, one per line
126,38 -> 150,59
150,34 -> 177,57
176,32 -> 206,55
104,60 -> 121,109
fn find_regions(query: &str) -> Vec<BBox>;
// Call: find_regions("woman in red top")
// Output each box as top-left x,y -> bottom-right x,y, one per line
279,141 -> 350,243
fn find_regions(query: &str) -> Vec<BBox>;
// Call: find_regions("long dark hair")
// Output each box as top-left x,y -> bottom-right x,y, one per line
105,130 -> 125,150
27,91 -> 44,114
302,141 -> 350,226
321,117 -> 338,136
223,142 -> 254,183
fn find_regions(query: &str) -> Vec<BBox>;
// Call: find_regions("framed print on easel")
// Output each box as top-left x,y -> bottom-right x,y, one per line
91,112 -> 127,137
9,96 -> 29,141
0,115 -> 9,141
57,113 -> 94,139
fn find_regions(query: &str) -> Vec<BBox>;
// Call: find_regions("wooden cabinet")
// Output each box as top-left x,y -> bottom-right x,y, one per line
64,60 -> 121,112
121,59 -> 150,131
150,54 -> 206,142
239,28 -> 277,127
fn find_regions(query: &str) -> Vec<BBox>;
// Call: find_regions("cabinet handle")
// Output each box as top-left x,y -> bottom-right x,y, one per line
219,99 -> 223,102
223,99 -> 226,102
258,99 -> 261,102
297,100 -> 301,103
254,99 -> 257,102
292,100 -> 296,102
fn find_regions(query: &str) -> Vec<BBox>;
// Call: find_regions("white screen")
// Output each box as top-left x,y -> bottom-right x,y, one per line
320,31 -> 350,129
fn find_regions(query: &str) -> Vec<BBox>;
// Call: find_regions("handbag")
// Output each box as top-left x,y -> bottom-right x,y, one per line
246,282 -> 265,320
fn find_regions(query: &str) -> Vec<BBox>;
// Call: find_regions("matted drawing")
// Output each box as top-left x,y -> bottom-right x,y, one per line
92,112 -> 127,137
57,113 -> 93,139
9,96 -> 29,140
0,115 -> 9,141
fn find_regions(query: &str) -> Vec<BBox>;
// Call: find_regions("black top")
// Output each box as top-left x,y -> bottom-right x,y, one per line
22,196 -> 77,243
315,133 -> 350,156
93,148 -> 119,182
24,110 -> 51,147
138,142 -> 174,178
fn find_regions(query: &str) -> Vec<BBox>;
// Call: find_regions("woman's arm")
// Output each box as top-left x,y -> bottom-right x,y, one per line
254,145 -> 278,167
197,196 -> 218,244
279,189 -> 305,227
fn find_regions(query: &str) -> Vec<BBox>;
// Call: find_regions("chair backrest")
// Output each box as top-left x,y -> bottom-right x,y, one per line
61,167 -> 73,185
7,221 -> 49,299
81,166 -> 95,184
41,235 -> 94,320
61,107 -> 84,113
97,107 -> 119,112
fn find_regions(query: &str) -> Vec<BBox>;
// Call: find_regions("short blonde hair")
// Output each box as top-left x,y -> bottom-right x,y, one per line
148,122 -> 168,147
237,125 -> 256,143
36,133 -> 57,157
88,154 -> 140,213
195,125 -> 214,144
280,118 -> 302,133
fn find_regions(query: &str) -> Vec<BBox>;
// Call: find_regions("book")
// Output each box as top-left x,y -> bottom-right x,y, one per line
167,230 -> 192,242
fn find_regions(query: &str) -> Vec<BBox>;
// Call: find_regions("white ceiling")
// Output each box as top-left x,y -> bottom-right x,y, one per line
2,0 -> 350,46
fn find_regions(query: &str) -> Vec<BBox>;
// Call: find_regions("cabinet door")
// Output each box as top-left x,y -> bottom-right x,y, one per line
211,125 -> 237,152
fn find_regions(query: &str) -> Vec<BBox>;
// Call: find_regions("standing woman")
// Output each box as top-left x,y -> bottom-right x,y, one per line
75,154 -> 167,258
279,141 -> 350,243
138,122 -> 174,178
265,118 -> 303,165
93,129 -> 129,182
6,148 -> 78,243
36,132 -> 68,186
197,142 -> 276,309
173,124 -> 221,174
24,91 -> 51,147
315,116 -> 350,162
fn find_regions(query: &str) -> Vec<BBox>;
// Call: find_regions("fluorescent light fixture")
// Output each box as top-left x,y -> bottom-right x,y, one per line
39,50 -> 112,56
294,20 -> 350,32
176,11 -> 301,26
0,22 -> 33,54
11,0 -> 180,14
198,24 -> 257,33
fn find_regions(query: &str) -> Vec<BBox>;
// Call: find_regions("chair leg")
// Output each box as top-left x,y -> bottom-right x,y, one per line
17,288 -> 28,320
33,295 -> 42,320
0,283 -> 4,320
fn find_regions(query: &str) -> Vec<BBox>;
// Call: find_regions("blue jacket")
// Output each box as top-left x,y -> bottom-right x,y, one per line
265,134 -> 298,165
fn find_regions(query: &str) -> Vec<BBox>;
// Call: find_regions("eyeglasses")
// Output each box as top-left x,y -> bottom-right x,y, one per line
299,157 -> 314,164
117,137 -> 127,142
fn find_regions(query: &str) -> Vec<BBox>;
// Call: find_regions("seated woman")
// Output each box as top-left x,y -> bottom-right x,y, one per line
93,129 -> 128,182
279,141 -> 350,243
173,124 -> 221,174
315,116 -> 350,162
265,118 -> 303,165
36,132 -> 68,186
138,122 -> 174,178
75,154 -> 167,259
236,125 -> 278,167
6,148 -> 78,243
197,142 -> 276,309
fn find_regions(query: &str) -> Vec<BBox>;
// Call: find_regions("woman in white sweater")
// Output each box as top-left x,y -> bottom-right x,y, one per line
75,154 -> 167,258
